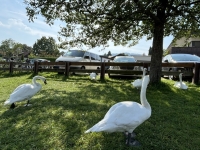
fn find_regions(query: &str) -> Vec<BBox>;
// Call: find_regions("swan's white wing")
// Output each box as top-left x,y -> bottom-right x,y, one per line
174,82 -> 188,89
5,84 -> 41,105
12,84 -> 27,93
131,79 -> 142,88
85,101 -> 151,133
174,82 -> 181,88
103,102 -> 120,119
104,102 -> 150,127
181,82 -> 188,89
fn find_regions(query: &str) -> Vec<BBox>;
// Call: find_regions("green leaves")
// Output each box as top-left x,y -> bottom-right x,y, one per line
32,36 -> 59,56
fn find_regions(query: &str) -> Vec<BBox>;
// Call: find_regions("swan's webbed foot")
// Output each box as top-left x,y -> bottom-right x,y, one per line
126,139 -> 140,147
124,131 -> 136,139
24,100 -> 32,107
125,132 -> 141,147
10,103 -> 16,109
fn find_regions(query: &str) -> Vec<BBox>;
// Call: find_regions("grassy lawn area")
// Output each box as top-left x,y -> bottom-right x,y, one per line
0,72 -> 200,150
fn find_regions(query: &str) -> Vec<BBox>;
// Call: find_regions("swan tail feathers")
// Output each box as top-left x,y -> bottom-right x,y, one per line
85,127 -> 102,133
4,99 -> 11,105
85,129 -> 91,133
85,123 -> 104,133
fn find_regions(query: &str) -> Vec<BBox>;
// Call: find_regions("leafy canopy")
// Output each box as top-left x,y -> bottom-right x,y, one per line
25,0 -> 200,83
25,0 -> 200,49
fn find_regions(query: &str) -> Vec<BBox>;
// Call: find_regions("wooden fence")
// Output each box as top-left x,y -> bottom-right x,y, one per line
0,61 -> 199,84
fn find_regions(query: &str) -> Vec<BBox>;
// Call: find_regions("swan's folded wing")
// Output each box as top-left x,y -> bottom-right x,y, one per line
12,84 -> 29,93
8,84 -> 38,102
108,103 -> 150,127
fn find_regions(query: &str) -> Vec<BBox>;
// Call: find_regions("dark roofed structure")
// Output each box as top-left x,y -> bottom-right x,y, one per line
170,47 -> 200,57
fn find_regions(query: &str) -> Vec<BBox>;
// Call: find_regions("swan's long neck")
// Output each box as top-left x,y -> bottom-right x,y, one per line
142,69 -> 146,79
32,76 -> 41,86
179,74 -> 183,86
140,79 -> 150,109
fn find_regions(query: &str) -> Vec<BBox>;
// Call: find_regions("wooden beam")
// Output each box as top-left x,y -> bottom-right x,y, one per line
100,62 -> 105,80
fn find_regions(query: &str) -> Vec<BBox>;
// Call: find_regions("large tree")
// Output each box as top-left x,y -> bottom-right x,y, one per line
25,0 -> 200,83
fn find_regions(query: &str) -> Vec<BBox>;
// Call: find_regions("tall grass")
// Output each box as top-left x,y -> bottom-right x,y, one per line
0,72 -> 200,150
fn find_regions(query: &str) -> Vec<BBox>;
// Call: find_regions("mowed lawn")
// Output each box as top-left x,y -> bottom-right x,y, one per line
0,72 -> 200,150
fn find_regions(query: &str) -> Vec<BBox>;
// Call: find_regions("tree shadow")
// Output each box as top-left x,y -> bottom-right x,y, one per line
0,75 -> 199,149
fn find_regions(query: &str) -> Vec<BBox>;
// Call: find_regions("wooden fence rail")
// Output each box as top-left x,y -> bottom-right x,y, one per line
0,61 -> 199,84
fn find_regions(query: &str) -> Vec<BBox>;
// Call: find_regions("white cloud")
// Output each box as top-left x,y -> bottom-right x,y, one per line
15,0 -> 26,7
7,10 -> 27,19
0,21 -> 10,28
4,18 -> 58,38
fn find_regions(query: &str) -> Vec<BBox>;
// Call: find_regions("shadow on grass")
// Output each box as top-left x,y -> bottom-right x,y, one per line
0,79 -> 132,149
0,75 -> 200,149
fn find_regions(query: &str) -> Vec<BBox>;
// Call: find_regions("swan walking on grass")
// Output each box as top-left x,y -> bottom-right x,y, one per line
131,68 -> 147,89
90,72 -> 97,80
4,76 -> 47,109
85,75 -> 151,146
174,73 -> 188,89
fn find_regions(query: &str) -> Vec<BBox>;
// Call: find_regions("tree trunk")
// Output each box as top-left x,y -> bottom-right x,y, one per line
149,22 -> 164,84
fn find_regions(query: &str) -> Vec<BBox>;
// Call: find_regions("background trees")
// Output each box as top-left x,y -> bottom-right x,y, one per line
32,36 -> 59,56
0,36 -> 59,60
0,39 -> 16,58
0,39 -> 33,61
104,51 -> 112,56
25,0 -> 200,83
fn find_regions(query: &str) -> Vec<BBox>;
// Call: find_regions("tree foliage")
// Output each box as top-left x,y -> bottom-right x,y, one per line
0,39 -> 16,58
107,51 -> 112,56
12,43 -> 33,61
25,0 -> 200,83
0,39 -> 33,61
32,36 -> 59,56
163,49 -> 169,56
148,46 -> 152,55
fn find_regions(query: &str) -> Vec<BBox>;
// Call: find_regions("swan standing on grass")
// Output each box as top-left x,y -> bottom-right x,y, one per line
4,76 -> 47,109
174,73 -> 188,89
131,68 -> 147,89
90,72 -> 97,80
85,75 -> 151,146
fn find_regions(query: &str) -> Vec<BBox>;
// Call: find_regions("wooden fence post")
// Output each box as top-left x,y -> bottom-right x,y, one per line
64,62 -> 70,77
100,62 -> 105,80
9,62 -> 13,74
34,61 -> 39,74
192,63 -> 200,84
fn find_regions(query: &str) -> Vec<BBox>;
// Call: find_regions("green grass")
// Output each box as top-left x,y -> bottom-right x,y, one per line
0,72 -> 200,150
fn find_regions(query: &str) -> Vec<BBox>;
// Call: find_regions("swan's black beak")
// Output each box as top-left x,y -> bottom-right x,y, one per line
44,80 -> 47,85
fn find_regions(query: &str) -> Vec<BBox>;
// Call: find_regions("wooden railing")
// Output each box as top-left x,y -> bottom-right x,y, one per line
0,61 -> 199,84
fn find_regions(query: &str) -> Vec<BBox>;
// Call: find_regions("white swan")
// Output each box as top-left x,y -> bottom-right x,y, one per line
131,68 -> 147,89
90,72 -> 97,80
85,75 -> 151,146
4,76 -> 47,109
174,73 -> 188,89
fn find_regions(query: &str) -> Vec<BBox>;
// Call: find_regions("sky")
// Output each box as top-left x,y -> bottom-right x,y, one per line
0,0 -> 173,56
